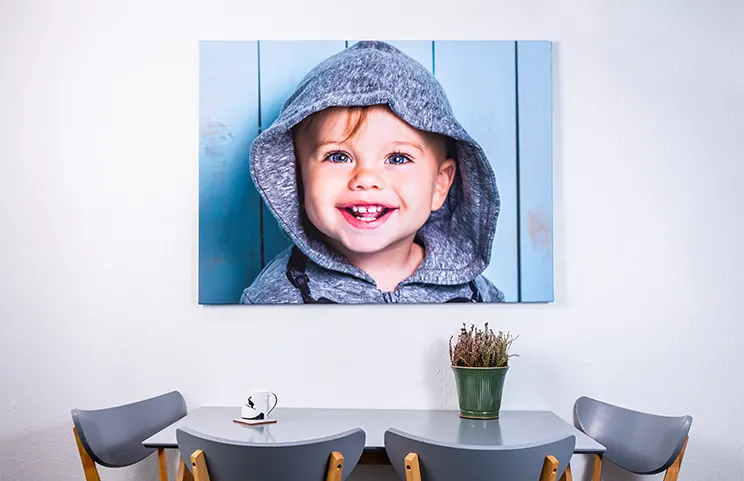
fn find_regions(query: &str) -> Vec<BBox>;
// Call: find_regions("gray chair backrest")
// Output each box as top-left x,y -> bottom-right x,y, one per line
384,428 -> 575,481
71,390 -> 187,468
573,396 -> 692,475
176,425 -> 365,481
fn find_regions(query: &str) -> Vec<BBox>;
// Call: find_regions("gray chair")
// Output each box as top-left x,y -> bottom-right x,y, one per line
176,425 -> 365,481
384,428 -> 575,481
573,396 -> 693,481
71,390 -> 187,481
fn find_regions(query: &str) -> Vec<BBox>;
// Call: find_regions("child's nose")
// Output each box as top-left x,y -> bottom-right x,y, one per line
349,165 -> 386,191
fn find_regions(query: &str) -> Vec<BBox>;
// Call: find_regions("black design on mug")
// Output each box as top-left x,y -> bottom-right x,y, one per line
241,390 -> 278,420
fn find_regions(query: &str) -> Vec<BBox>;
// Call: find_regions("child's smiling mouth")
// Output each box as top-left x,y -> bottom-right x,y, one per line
337,203 -> 397,230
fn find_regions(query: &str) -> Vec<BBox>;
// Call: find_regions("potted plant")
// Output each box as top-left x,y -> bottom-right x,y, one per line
449,323 -> 518,419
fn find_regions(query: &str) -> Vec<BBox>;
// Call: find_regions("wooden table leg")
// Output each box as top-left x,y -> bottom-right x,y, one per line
177,457 -> 194,481
158,448 -> 168,481
593,454 -> 603,481
559,462 -> 573,481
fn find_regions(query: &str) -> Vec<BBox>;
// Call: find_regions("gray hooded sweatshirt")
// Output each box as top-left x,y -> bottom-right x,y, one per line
240,41 -> 504,304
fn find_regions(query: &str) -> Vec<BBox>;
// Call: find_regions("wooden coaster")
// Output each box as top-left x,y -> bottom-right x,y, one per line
232,417 -> 278,426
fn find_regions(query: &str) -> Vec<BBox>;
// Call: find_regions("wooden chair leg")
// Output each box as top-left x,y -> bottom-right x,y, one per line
177,455 -> 195,481
663,436 -> 689,481
190,450 -> 211,481
73,427 -> 101,481
325,451 -> 345,481
404,453 -> 422,481
158,448 -> 169,481
540,455 -> 559,481
592,454 -> 603,481
559,462 -> 573,481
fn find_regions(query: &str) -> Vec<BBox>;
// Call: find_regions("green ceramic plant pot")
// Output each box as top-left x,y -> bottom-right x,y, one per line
451,365 -> 509,419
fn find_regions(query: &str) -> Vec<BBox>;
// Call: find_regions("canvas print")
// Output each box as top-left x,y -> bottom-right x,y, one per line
199,40 -> 553,304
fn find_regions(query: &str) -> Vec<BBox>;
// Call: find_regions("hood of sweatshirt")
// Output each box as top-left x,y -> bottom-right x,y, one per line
249,41 -> 500,288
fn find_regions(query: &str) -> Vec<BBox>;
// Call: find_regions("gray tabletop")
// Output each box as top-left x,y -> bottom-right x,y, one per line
143,407 -> 605,454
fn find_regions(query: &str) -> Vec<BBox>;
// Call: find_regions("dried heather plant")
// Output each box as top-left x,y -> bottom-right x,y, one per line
449,323 -> 519,367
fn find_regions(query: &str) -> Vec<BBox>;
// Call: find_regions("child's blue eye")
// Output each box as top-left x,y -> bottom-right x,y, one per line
386,153 -> 412,165
326,152 -> 351,163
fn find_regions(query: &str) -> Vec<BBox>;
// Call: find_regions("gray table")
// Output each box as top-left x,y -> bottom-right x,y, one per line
143,406 -> 605,462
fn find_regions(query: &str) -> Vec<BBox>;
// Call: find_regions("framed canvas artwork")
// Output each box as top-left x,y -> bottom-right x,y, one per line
199,40 -> 552,305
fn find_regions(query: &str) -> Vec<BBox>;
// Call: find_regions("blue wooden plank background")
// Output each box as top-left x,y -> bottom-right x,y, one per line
434,41 -> 519,302
517,42 -> 554,302
198,40 -> 553,304
199,41 -> 261,304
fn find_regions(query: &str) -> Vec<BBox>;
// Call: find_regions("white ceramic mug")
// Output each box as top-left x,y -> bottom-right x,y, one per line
241,389 -> 278,420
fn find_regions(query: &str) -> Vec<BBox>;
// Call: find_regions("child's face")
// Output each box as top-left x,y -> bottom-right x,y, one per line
295,105 -> 456,258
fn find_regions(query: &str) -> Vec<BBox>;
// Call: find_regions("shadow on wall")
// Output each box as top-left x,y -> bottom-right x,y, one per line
423,336 -> 459,410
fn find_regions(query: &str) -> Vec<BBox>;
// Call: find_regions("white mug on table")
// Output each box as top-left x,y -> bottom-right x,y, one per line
242,389 -> 278,420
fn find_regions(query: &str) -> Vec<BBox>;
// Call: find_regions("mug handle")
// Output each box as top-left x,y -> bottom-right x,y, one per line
267,392 -> 278,417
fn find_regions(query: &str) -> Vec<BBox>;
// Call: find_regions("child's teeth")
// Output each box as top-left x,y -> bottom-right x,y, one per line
346,204 -> 388,221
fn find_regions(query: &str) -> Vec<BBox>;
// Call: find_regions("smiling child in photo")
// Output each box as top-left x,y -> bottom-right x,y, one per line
240,41 -> 504,304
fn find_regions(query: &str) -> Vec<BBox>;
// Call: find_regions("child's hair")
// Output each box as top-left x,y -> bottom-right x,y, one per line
292,105 -> 458,160
293,106 -> 369,145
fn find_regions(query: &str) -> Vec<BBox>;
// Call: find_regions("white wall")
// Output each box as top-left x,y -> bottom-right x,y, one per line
1,1 -> 742,480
